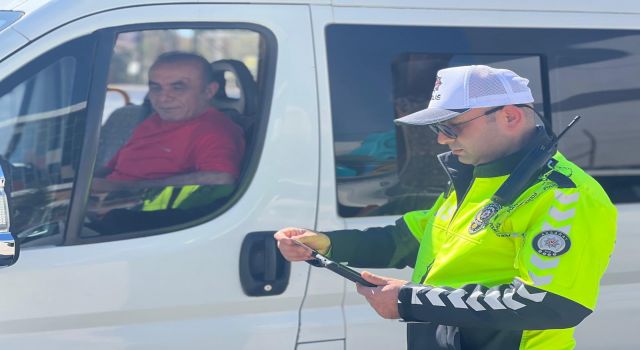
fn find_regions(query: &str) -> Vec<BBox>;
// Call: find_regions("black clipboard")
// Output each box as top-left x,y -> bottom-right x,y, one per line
293,239 -> 377,287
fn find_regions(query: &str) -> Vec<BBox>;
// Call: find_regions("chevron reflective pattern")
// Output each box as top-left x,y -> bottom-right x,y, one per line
409,282 -> 547,311
528,190 -> 579,286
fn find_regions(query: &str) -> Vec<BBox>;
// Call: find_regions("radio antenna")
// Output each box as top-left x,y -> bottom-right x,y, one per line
557,115 -> 581,140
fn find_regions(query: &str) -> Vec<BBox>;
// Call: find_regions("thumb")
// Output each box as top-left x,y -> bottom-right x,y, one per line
296,232 -> 331,255
361,271 -> 390,286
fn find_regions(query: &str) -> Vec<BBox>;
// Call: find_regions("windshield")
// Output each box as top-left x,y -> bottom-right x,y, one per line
0,11 -> 23,32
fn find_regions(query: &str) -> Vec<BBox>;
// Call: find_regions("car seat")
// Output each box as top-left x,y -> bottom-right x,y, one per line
95,98 -> 151,169
209,59 -> 259,139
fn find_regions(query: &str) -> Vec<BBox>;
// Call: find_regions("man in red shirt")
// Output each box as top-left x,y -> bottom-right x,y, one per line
94,52 -> 245,192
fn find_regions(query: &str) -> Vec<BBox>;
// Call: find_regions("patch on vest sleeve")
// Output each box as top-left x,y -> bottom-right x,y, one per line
532,230 -> 571,257
468,203 -> 501,234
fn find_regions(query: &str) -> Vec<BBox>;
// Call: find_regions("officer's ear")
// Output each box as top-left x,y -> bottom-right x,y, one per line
498,105 -> 526,132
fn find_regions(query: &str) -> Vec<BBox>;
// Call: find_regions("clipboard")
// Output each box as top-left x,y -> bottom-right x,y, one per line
293,239 -> 377,287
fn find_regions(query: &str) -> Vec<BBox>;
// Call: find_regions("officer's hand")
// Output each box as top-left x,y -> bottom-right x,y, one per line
274,228 -> 331,262
356,271 -> 407,319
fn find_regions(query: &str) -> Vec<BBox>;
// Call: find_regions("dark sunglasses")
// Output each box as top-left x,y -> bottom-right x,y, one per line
428,106 -> 504,139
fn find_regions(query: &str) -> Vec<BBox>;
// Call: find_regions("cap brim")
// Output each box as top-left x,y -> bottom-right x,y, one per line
394,108 -> 469,126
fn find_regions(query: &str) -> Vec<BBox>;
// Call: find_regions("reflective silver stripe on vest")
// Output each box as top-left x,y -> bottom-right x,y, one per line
528,190 -> 580,286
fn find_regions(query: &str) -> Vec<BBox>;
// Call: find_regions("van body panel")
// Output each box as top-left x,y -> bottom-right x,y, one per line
311,5 -> 410,346
11,2 -> 327,41
331,0 -> 640,14
0,28 -> 27,59
576,202 -> 640,349
297,340 -> 344,350
310,4 -> 344,233
0,0 -> 29,10
603,203 -> 640,285
294,4 -> 346,345
10,1 -> 331,40
0,3 -> 322,349
574,283 -> 640,349
332,6 -> 640,30
296,267 -> 346,343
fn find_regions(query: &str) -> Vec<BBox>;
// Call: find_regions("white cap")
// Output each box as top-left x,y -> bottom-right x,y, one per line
395,65 -> 534,126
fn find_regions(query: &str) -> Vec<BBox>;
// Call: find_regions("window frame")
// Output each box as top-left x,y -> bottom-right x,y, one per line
63,22 -> 277,246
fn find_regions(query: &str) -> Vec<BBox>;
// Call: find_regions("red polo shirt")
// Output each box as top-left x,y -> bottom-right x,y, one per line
106,108 -> 245,181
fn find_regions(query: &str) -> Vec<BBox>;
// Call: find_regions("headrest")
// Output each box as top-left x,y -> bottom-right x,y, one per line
210,59 -> 258,117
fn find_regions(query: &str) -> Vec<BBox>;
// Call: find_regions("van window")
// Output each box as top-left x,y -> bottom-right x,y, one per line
0,11 -> 22,32
327,25 -> 543,217
549,35 -> 640,203
327,25 -> 640,217
0,36 -> 94,246
83,28 -> 267,238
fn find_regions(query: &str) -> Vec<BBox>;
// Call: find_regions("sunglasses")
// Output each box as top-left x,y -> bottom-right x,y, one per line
428,106 -> 504,139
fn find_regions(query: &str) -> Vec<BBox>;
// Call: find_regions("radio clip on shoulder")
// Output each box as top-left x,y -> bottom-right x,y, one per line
492,115 -> 581,207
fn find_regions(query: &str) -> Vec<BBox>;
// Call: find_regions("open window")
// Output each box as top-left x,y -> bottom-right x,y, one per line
83,27 -> 270,238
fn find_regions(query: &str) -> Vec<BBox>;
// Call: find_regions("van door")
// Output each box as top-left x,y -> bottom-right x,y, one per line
0,4 -> 319,349
311,5 -> 409,350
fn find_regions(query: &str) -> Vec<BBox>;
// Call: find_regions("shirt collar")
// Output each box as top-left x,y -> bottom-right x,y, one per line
439,126 -> 549,179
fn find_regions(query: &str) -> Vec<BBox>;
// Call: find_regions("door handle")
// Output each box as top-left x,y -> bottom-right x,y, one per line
239,231 -> 290,296
264,236 -> 277,282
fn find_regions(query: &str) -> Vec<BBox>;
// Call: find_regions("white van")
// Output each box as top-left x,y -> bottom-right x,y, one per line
0,1 -> 638,349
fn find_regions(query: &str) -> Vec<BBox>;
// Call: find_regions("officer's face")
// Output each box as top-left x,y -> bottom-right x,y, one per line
148,62 -> 218,122
435,107 -> 509,165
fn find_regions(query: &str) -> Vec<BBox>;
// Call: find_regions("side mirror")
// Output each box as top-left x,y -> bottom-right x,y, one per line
0,162 -> 18,267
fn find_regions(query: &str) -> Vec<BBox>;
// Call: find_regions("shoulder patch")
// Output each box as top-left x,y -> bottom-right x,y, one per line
532,230 -> 571,257
546,170 -> 576,189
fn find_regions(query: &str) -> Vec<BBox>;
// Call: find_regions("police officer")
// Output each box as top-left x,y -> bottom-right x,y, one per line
274,65 -> 616,349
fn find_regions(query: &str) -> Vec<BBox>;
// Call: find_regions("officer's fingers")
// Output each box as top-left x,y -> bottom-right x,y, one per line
278,236 -> 310,252
274,227 -> 307,240
356,286 -> 384,318
278,247 -> 308,262
291,227 -> 311,237
277,238 -> 314,261
361,271 -> 389,286
356,282 -> 374,297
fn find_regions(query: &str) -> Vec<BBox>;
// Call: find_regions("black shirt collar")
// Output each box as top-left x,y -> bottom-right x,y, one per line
473,146 -> 529,178
437,126 -> 549,201
440,126 -> 548,179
